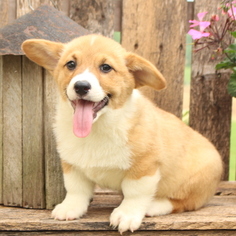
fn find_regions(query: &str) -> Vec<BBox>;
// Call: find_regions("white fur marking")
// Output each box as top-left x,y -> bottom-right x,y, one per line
54,90 -> 142,170
66,69 -> 106,102
90,35 -> 98,46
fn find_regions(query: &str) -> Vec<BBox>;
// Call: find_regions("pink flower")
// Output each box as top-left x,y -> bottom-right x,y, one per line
188,29 -> 210,40
197,12 -> 208,21
226,0 -> 236,7
189,12 -> 211,31
188,11 -> 211,40
211,14 -> 219,21
227,6 -> 236,19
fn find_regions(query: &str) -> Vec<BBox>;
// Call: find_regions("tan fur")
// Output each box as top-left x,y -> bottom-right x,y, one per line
61,160 -> 72,174
22,35 -> 223,230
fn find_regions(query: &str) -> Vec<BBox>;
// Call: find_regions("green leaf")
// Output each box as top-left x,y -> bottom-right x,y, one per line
216,60 -> 236,70
228,44 -> 236,51
231,31 -> 236,38
224,44 -> 236,59
228,72 -> 236,97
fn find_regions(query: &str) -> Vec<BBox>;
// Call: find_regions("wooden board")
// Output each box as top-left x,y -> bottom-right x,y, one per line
0,182 -> 235,235
0,0 -> 16,28
70,0 -> 115,37
1,231 -> 236,236
22,56 -> 45,208
43,70 -> 65,209
114,0 -> 122,32
121,0 -> 187,118
2,55 -> 22,207
0,56 -> 2,204
0,0 -> 8,28
16,0 -> 62,18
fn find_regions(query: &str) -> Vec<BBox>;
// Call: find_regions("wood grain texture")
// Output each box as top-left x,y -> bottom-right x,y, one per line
189,0 -> 232,180
2,55 -> 22,207
122,0 -> 187,118
0,0 -> 9,28
69,0 -> 115,37
16,0 -> 64,18
22,56 -> 45,209
1,231 -> 236,236
114,0 -> 122,32
189,73 -> 232,180
0,56 -> 2,204
44,70 -> 65,209
0,182 -> 235,234
0,0 -> 16,27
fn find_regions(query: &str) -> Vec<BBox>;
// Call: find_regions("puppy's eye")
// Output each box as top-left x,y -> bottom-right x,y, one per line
66,60 -> 76,70
100,64 -> 113,73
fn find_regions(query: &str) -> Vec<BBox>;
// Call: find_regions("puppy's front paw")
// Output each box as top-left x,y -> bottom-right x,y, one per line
52,202 -> 87,221
110,206 -> 143,234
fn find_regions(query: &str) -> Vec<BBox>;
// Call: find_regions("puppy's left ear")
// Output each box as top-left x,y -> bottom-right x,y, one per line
126,52 -> 166,90
21,39 -> 64,73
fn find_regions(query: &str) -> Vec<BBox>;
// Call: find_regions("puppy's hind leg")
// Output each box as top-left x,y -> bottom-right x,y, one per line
145,198 -> 173,217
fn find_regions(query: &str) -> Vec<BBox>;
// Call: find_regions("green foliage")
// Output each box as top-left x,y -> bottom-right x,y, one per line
215,42 -> 236,97
215,44 -> 236,97
230,31 -> 236,38
215,59 -> 236,70
228,73 -> 236,97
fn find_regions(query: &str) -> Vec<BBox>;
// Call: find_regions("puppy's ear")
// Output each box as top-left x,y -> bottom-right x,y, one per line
126,52 -> 166,90
21,39 -> 64,72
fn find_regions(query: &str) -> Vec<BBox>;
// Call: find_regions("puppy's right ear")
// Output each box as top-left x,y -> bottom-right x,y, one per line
21,39 -> 64,72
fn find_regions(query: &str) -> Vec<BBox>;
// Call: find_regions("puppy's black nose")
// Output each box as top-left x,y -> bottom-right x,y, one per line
74,81 -> 91,96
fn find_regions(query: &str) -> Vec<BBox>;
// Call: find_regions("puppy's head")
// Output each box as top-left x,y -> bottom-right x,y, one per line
22,35 -> 166,138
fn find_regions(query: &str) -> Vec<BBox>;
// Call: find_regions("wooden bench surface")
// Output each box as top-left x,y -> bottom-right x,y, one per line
0,181 -> 236,235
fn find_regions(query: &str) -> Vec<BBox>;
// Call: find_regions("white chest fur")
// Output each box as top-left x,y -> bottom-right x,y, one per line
54,91 -> 140,172
83,167 -> 125,190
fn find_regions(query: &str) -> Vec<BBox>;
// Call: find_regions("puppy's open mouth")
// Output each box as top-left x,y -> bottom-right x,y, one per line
71,96 -> 109,138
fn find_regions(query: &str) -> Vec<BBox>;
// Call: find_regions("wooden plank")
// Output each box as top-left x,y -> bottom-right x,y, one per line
121,0 -> 187,118
0,0 -> 16,27
0,185 -> 235,232
0,0 -> 8,28
187,1 -> 194,23
16,0 -> 33,18
0,56 -> 2,204
16,0 -> 57,18
1,231 -> 236,236
189,0 -> 232,180
44,70 -> 65,209
22,56 -> 45,208
114,0 -> 122,32
2,55 -> 22,207
59,0 -> 70,16
69,0 -> 115,37
16,0 -> 70,18
217,181 -> 236,196
189,73 -> 232,180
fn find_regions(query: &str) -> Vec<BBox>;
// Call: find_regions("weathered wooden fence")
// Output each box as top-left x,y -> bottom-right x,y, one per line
0,0 -> 233,210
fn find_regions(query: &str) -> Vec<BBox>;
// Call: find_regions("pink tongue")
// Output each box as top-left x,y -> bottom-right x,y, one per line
73,100 -> 94,138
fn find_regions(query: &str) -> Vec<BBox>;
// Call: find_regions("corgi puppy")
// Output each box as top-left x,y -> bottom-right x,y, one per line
22,35 -> 223,234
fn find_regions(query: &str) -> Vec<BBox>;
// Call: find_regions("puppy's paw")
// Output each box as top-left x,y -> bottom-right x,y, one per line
52,202 -> 87,221
110,206 -> 143,234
